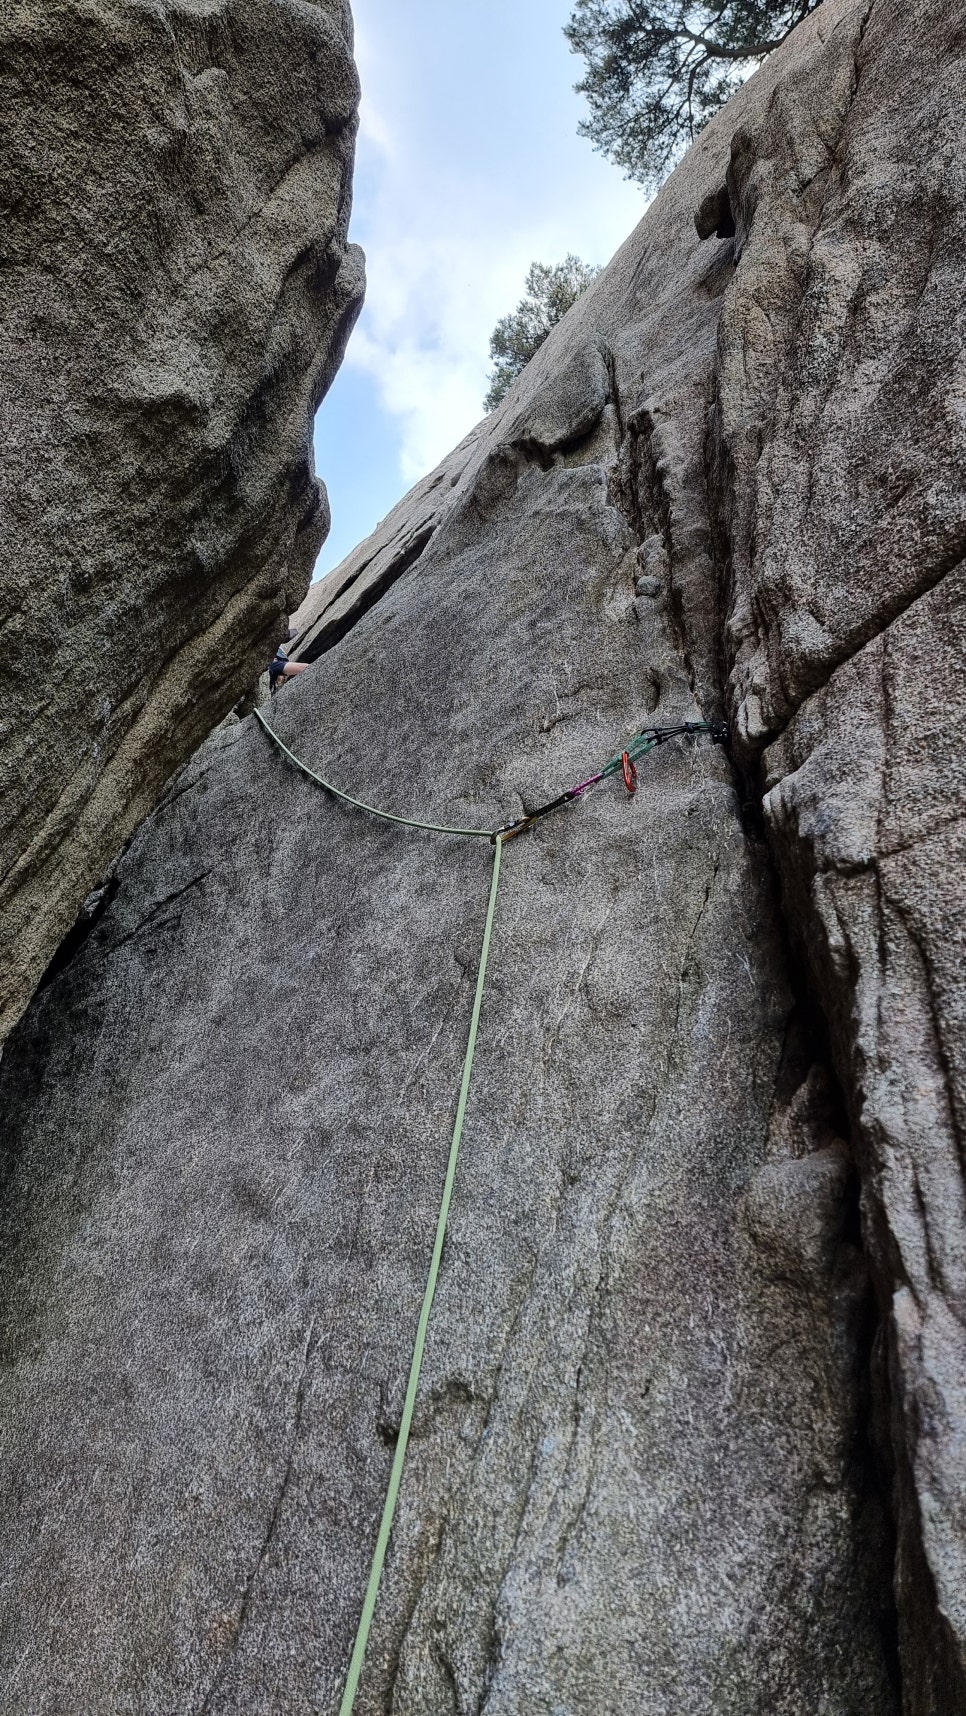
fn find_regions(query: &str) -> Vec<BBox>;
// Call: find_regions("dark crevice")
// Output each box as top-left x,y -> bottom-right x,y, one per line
110,870 -> 211,954
762,876 -> 903,1708
704,36 -> 907,1679
288,545 -> 378,651
695,181 -> 736,241
609,400 -> 756,841
296,522 -> 437,661
35,872 -> 122,994
759,849 -> 906,1710
849,1239 -> 904,1708
881,1316 -> 963,1715
611,415 -> 675,635
600,339 -> 625,444
506,435 -> 557,473
508,400 -> 612,472
707,294 -> 905,1691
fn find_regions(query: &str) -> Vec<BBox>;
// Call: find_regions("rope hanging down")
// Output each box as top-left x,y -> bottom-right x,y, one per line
253,705 -> 727,1716
337,835 -> 502,1716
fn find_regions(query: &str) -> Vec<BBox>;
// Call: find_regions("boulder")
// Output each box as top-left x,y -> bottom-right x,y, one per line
0,0 -> 962,1710
0,0 -> 365,1041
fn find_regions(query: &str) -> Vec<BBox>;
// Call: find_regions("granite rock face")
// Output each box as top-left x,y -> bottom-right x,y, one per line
720,3 -> 966,1704
0,0 -> 365,1041
0,0 -> 961,1710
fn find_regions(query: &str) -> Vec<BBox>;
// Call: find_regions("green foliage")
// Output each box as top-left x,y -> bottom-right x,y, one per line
565,0 -> 824,187
484,255 -> 602,412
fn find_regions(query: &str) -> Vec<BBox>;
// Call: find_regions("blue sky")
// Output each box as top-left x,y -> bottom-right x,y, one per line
311,0 -> 648,578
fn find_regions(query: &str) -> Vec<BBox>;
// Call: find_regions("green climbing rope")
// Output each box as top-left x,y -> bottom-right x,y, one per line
337,833 -> 503,1716
253,708 -> 493,839
253,701 -> 727,1713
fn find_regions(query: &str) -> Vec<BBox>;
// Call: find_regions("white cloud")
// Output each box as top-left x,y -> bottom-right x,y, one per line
343,0 -> 647,486
344,222 -> 558,483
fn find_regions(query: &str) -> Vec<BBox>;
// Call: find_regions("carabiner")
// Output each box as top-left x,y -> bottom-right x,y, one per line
621,751 -> 638,795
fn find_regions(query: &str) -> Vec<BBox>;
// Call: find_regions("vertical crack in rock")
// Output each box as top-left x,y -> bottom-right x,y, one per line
196,1318 -> 317,1716
0,0 -> 957,1710
711,0 -> 966,1705
298,523 -> 438,660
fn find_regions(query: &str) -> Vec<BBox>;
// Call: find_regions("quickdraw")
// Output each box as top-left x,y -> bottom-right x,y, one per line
254,704 -> 729,1716
493,718 -> 728,842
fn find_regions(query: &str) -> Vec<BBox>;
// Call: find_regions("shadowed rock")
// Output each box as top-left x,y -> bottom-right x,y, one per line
0,0 -> 365,1040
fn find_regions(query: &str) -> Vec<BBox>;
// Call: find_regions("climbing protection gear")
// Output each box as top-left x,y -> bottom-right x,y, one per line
490,717 -> 728,842
253,704 -> 727,1716
254,709 -> 726,847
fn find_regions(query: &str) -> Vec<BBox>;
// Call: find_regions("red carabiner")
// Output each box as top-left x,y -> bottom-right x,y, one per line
621,751 -> 637,795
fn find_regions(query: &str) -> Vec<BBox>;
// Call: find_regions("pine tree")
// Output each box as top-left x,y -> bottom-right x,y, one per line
484,256 -> 602,412
565,0 -> 824,187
